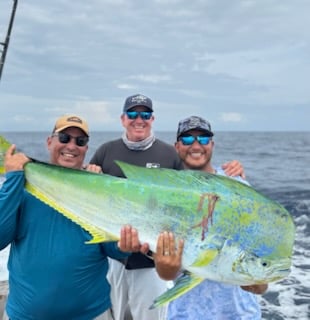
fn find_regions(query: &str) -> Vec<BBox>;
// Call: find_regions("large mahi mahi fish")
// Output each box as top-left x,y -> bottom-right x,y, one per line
0,136 -> 295,306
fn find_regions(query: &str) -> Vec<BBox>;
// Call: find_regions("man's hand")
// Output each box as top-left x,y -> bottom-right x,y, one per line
83,164 -> 102,173
4,145 -> 30,172
153,231 -> 184,280
117,225 -> 146,253
222,160 -> 246,179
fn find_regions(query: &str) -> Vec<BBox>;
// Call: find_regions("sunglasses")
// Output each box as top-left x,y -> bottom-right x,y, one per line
52,132 -> 89,147
179,135 -> 211,146
125,111 -> 153,120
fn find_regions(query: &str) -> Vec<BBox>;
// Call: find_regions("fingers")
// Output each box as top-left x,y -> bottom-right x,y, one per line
140,242 -> 150,255
156,231 -> 172,256
117,225 -> 141,253
83,164 -> 102,173
154,231 -> 183,280
4,145 -> 30,172
156,231 -> 183,257
222,160 -> 246,179
164,232 -> 177,256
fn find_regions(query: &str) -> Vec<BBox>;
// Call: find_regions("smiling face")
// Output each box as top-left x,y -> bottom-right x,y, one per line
175,129 -> 214,171
47,127 -> 88,169
121,106 -> 154,142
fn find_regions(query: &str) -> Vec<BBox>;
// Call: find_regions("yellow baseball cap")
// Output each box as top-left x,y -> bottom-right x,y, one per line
53,114 -> 89,136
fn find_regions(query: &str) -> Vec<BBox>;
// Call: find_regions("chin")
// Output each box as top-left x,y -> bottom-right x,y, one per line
59,159 -> 78,169
186,162 -> 205,170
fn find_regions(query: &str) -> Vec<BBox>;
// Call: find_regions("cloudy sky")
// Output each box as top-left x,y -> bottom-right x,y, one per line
0,0 -> 309,132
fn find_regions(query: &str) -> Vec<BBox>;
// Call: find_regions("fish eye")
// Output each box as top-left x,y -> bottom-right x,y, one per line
261,261 -> 269,267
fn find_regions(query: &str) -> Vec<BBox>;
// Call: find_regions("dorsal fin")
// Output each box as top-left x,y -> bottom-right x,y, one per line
115,160 -> 214,189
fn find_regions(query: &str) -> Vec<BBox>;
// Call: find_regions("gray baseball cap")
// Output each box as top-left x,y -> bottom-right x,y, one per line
177,116 -> 214,138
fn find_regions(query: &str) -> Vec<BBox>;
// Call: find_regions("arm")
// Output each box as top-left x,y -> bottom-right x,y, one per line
0,145 -> 30,249
221,160 -> 246,179
241,284 -> 268,295
153,231 -> 184,280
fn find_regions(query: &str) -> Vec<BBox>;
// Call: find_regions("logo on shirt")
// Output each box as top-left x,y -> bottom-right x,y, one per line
146,163 -> 160,168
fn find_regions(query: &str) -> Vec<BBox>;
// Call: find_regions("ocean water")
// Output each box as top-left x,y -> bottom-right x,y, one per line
0,131 -> 309,319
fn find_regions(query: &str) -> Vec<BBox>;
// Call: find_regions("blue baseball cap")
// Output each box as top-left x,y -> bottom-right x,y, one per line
123,94 -> 153,112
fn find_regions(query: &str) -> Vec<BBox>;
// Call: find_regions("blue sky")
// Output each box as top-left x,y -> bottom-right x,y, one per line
0,0 -> 309,132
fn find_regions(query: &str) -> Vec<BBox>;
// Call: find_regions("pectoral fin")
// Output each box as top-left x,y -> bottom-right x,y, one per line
150,271 -> 204,309
85,229 -> 119,243
191,248 -> 219,267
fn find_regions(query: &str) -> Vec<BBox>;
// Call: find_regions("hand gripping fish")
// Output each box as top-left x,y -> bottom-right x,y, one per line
0,136 -> 295,307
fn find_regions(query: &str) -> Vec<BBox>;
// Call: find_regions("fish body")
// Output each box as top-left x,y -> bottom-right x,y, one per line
0,136 -> 295,305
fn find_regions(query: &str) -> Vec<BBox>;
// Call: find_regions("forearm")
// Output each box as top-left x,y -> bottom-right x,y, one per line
0,171 -> 25,249
241,283 -> 268,295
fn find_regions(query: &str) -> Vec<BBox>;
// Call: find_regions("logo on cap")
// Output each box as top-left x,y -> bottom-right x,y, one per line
131,95 -> 148,104
66,116 -> 83,124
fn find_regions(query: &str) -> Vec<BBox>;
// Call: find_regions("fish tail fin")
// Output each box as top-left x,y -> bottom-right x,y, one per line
149,271 -> 204,309
0,136 -> 12,174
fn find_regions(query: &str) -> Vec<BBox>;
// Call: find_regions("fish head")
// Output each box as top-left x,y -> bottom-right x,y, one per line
233,251 -> 292,284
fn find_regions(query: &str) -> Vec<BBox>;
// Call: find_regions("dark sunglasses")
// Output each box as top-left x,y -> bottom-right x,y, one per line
52,132 -> 89,147
125,111 -> 153,120
179,135 -> 211,146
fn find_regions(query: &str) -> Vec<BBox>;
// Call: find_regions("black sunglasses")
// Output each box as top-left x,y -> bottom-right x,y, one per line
52,132 -> 89,147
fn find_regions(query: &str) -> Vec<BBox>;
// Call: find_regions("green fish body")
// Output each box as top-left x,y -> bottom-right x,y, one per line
0,136 -> 295,306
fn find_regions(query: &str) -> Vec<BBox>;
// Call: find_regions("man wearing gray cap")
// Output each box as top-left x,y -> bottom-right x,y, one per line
90,97 -> 245,320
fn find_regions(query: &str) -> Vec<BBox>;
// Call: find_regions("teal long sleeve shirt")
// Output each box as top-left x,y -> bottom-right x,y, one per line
0,171 -> 130,320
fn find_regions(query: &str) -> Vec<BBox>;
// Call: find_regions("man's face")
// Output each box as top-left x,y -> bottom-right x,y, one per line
47,127 -> 88,169
121,106 -> 154,142
175,129 -> 214,170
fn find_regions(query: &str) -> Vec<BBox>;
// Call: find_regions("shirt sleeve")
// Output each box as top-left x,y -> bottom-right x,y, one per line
215,167 -> 250,186
0,171 -> 25,249
100,241 -> 132,260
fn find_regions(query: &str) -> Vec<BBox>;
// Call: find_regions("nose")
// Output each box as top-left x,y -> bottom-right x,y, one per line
191,140 -> 202,147
66,138 -> 78,148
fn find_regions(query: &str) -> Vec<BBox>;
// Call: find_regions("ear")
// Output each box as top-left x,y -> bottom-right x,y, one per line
175,141 -> 180,151
46,136 -> 52,150
210,140 -> 215,150
120,114 -> 126,127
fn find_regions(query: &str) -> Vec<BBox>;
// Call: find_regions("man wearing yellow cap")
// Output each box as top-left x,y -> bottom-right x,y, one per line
0,114 -> 146,320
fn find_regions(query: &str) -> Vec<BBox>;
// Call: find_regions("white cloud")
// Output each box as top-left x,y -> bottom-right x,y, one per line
220,113 -> 244,123
1,1 -> 309,131
128,74 -> 172,84
116,83 -> 137,90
